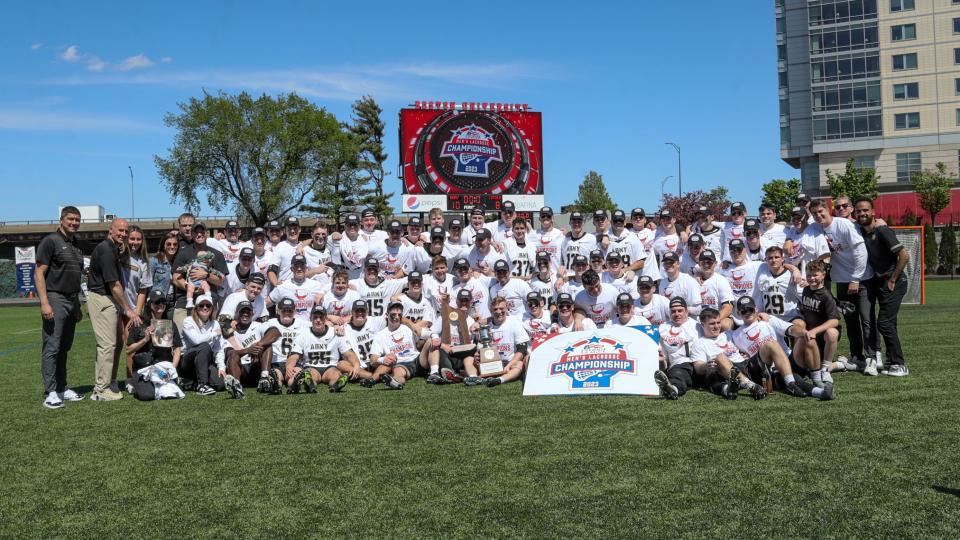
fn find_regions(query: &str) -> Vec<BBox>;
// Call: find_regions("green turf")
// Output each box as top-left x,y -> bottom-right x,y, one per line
2,282 -> 960,538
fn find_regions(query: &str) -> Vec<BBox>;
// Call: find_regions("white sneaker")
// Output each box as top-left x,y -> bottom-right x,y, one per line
43,392 -> 64,409
875,351 -> 884,372
863,358 -> 879,376
126,382 -> 135,394
59,388 -> 84,401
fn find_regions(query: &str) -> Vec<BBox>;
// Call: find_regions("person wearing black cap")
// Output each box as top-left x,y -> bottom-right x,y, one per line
484,200 -> 520,246
320,269 -> 361,326
369,302 -> 421,390
653,297 -> 702,400
249,227 -> 275,286
610,292 -> 652,327
561,211 -> 599,275
503,217 -> 538,279
369,219 -> 414,279
359,208 -> 388,246
574,269 -> 620,328
719,238 -> 763,302
225,246 -> 257,294
444,217 -> 468,249
795,193 -> 813,221
601,250 -> 634,293
658,251 -> 702,316
286,305 -> 353,393
124,290 -> 183,401
634,275 -> 671,326
221,272 -> 269,326
330,213 -> 369,280
784,206 -> 830,281
451,257 -> 493,320
266,216 -> 303,287
425,288 -> 479,384
608,209 -> 647,274
720,202 -> 748,263
697,249 -> 736,330
490,259 -> 533,319
529,251 -> 559,313
592,209 -> 611,236
418,209 -> 446,245
171,221 -> 228,331
257,297 -> 310,394
690,308 -> 767,400
653,209 -> 684,262
730,296 -> 835,400
464,227 -> 507,275
390,271 -> 437,340
560,254 -> 590,299
555,292 -> 596,333
757,203 -> 786,247
741,219 -> 768,262
588,248 -> 605,275
464,207 -> 488,245
471,296 -> 530,388
521,291 -> 553,337
691,206 -> 724,255
679,233 -> 705,277
219,299 -> 272,399
412,225 -> 457,273
531,206 -> 565,269
264,220 -> 284,249
406,215 -> 425,246
268,255 -> 325,321
630,208 -> 648,233
208,219 -> 250,264
342,299 -> 384,385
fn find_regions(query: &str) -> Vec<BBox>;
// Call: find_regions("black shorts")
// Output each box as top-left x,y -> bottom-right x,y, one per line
439,348 -> 474,372
305,365 -> 336,377
395,361 -> 417,378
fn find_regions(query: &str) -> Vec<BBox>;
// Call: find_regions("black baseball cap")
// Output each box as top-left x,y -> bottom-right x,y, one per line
310,305 -> 327,317
669,297 -> 687,309
470,208 -> 485,216
457,288 -> 473,302
570,211 -> 584,221
249,272 -> 266,285
637,275 -> 655,288
361,208 -> 375,218
278,298 -> 296,311
192,222 -> 207,233
239,247 -> 254,258
659,209 -> 672,219
454,257 -> 470,269
526,291 -> 543,303
225,220 -> 239,229
728,238 -> 746,250
744,219 -> 760,233
791,206 -> 806,217
364,256 -> 379,268
736,296 -> 756,312
606,251 -> 622,262
687,233 -> 704,246
148,290 -> 167,304
573,254 -> 588,266
593,210 -> 607,220
449,218 -> 463,228
699,249 -> 717,262
251,227 -> 266,237
407,271 -> 423,282
344,213 -> 359,225
539,206 -> 554,217
589,249 -> 604,261
430,226 -> 445,239
266,220 -> 282,230
730,202 -> 747,214
387,301 -> 404,312
352,299 -> 368,312
493,260 -> 509,272
388,220 -> 402,232
556,292 -> 574,305
408,216 -> 423,227
796,193 -> 811,203
662,250 -> 679,262
291,254 -> 307,267
285,216 -> 300,227
695,205 -> 709,215
631,208 -> 646,218
616,292 -> 634,306
612,209 -> 626,222
501,201 -> 516,212
475,228 -> 492,241
536,251 -> 551,264
236,300 -> 253,314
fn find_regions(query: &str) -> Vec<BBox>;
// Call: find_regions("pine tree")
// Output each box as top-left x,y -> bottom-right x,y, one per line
570,171 -> 615,214
301,129 -> 374,225
939,223 -> 958,275
348,96 -> 393,224
923,222 -> 938,274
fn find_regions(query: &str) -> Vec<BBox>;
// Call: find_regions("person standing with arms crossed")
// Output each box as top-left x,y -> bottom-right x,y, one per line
35,206 -> 86,409
88,218 -> 142,401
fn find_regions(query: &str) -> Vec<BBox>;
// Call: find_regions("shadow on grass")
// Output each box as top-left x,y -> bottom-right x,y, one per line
932,486 -> 960,499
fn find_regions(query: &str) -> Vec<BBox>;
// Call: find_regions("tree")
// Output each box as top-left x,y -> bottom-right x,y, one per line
760,178 -> 802,221
939,223 -> 958,275
911,162 -> 955,225
300,128 -> 374,225
660,187 -> 733,226
155,91 -> 342,226
825,158 -> 879,201
923,222 -> 937,274
349,96 -> 392,224
570,171 -> 615,214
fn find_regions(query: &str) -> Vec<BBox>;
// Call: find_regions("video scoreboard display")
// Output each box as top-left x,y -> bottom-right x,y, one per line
399,101 -> 544,212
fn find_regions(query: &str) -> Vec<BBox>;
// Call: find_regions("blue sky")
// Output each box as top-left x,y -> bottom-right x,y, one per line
0,0 -> 796,222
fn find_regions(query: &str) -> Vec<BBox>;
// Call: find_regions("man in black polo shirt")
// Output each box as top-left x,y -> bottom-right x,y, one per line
176,212 -> 196,250
35,206 -> 86,409
171,222 -> 228,330
854,197 -> 910,377
88,218 -> 140,401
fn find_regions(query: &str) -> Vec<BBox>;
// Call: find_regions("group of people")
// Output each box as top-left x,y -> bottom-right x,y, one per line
35,194 -> 910,408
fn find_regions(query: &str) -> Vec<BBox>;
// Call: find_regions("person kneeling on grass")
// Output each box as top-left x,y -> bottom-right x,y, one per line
125,290 -> 183,401
217,300 -> 274,400
368,302 -> 422,390
653,297 -> 702,400
689,308 -> 767,400
285,305 -> 353,393
730,296 -> 836,401
464,296 -> 529,388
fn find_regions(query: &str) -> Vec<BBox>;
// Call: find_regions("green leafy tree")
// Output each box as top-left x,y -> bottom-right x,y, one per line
155,91 -> 343,226
760,178 -> 802,221
911,162 -> 955,225
348,96 -> 392,224
939,223 -> 958,274
923,222 -> 938,274
570,171 -> 615,214
301,128 -> 374,225
825,158 -> 879,201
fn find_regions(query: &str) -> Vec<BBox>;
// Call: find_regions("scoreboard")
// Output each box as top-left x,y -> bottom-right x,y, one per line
399,101 -> 544,212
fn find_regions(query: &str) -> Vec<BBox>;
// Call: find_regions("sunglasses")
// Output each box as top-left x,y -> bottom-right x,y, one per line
834,203 -> 849,209
197,304 -> 212,310
558,304 -> 573,309
738,308 -> 755,315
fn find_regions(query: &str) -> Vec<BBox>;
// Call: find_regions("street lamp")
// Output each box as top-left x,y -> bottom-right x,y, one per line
664,142 -> 682,196
660,175 -> 673,203
128,166 -> 135,220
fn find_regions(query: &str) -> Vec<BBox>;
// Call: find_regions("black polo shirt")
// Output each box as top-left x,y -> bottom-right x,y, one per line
88,237 -> 122,296
127,314 -> 182,363
860,224 -> 903,278
35,229 -> 85,295
171,242 -> 228,308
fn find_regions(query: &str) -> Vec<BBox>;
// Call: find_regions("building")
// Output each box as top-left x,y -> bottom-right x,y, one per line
777,0 -> 960,224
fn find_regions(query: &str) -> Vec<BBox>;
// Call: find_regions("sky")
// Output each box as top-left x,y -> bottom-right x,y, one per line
0,0 -> 797,222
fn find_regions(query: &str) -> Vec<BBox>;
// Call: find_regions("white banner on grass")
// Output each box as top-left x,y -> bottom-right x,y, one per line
523,325 -> 661,396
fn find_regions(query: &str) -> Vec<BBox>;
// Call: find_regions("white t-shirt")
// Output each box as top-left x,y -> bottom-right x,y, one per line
219,321 -> 263,365
574,283 -> 620,327
220,290 -> 268,321
291,326 -> 351,368
695,224 -> 724,256
521,310 -> 554,338
359,228 -> 388,247
652,232 -> 682,259
691,331 -> 745,365
269,278 -> 327,321
483,220 -> 514,245
635,294 -> 671,326
610,313 -> 653,327
422,273 -> 455,314
720,221 -> 746,262
260,317 -> 310,365
369,241 -> 415,277
699,273 -> 736,311
269,241 -> 300,282
760,223 -> 787,247
464,245 -> 506,275
451,275 -> 495,320
731,317 -> 794,358
396,293 -> 436,324
658,272 -> 703,315
821,217 -> 872,283
658,318 -> 700,367
321,289 -> 361,320
332,234 -> 369,280
489,317 -> 530,363
607,229 -> 645,268
557,316 -> 596,334
208,238 -> 251,265
373,324 -> 419,364
490,278 -> 533,319
784,224 -> 829,278
531,228 -> 565,269
302,243 -> 333,269
601,271 -> 635,296
529,272 -> 558,309
430,312 -> 476,346
350,277 -> 405,319
721,260 -> 763,299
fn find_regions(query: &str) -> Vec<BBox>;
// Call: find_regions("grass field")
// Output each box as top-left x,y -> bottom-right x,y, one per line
1,282 -> 959,538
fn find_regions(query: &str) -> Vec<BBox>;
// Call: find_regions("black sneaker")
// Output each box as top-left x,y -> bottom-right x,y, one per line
358,378 -> 377,388
485,377 -> 502,388
380,373 -> 404,390
330,374 -> 348,393
287,371 -> 305,394
463,376 -> 484,387
724,366 -> 740,400
224,375 -> 245,400
794,378 -> 815,395
748,383 -> 768,400
818,382 -> 837,401
268,370 -> 282,395
257,375 -> 270,393
783,381 -> 808,398
654,370 -> 679,400
440,368 -> 463,384
196,384 -> 216,396
426,372 -> 443,385
303,370 -> 318,393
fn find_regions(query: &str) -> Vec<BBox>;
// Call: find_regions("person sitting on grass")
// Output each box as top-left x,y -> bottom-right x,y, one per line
555,292 -> 596,333
634,275 -> 670,327
653,297 -> 702,400
256,298 -> 309,394
689,308 -> 767,400
285,305 -> 353,394
369,302 -> 421,390
470,296 -> 529,389
217,300 -> 273,400
125,290 -> 183,401
794,260 -> 845,385
422,288 -> 479,385
342,299 -> 384,385
179,294 -> 225,396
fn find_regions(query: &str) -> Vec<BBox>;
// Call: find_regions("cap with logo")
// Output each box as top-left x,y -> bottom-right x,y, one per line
744,219 -> 760,233
570,211 -> 584,221
796,193 -> 811,203
344,213 -> 359,225
364,256 -> 380,268
407,271 -> 423,282
728,238 -> 746,250
659,209 -> 672,219
536,251 -> 551,264
589,249 -> 604,260
457,288 -> 473,302
736,296 -> 756,311
430,226 -> 445,239
606,251 -> 622,262
352,299 -> 368,312
252,227 -> 266,236
225,220 -> 239,229
449,218 -> 463,228
475,228 -> 492,241
556,292 -> 574,305
236,300 -> 253,313
791,206 -> 806,216
278,298 -> 296,311
285,216 -> 300,227
192,222 -> 207,233
361,208 -> 376,218
631,208 -> 646,218
239,247 -> 254,258
662,250 -> 680,262
310,304 -> 327,316
526,291 -> 543,303
616,292 -> 634,306
698,249 -> 717,261
493,260 -> 509,272
408,216 -> 423,226
267,220 -> 282,230
291,254 -> 307,266
593,210 -> 607,220
669,297 -> 688,309
470,208 -> 485,216
637,275 -> 655,288
687,233 -> 704,246
194,295 -> 213,308
249,272 -> 266,285
730,202 -> 747,214
501,201 -> 516,212
148,290 -> 167,304
454,257 -> 470,269
612,209 -> 626,222
573,254 -> 588,265
388,220 -> 402,231
539,206 -> 554,217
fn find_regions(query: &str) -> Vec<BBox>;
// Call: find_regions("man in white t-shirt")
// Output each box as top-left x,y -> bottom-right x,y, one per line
466,296 -> 529,388
484,200 -> 519,245
359,208 -> 388,247
369,302 -> 422,390
531,206 -> 565,270
285,305 -> 355,393
503,218 -> 538,279
267,216 -> 303,286
489,259 -> 532,319
697,250 -> 736,330
465,228 -> 506,276
657,251 -> 702,316
652,297 -> 702,400
574,269 -> 620,328
268,255 -> 326,321
720,202 -> 748,263
610,292 -> 652,327
784,206 -> 830,279
633,275 -> 671,326
561,211 -> 599,273
330,213 -> 369,280
690,307 -> 767,400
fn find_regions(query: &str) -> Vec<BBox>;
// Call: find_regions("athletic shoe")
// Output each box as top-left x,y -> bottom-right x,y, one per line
287,371 -> 305,394
819,382 -> 837,401
303,370 -> 318,393
91,389 -> 123,401
724,366 -> 740,400
794,378 -> 815,395
60,388 -> 84,401
330,374 -> 349,393
783,381 -> 808,398
43,392 -> 64,409
358,378 -> 377,388
196,384 -> 216,396
863,358 -> 879,377
257,376 -> 270,393
485,377 -> 502,388
463,376 -> 484,387
109,380 -> 120,394
837,301 -> 856,316
224,375 -> 245,400
267,370 -> 282,395
380,374 -> 404,390
883,364 -> 910,377
821,368 -> 834,385
426,372 -> 443,385
654,370 -> 679,400
440,368 -> 463,384
837,355 -> 858,372
748,383 -> 768,400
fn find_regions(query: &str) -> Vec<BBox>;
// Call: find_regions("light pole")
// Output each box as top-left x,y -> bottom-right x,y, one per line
665,142 -> 681,196
660,175 -> 673,204
128,166 -> 135,220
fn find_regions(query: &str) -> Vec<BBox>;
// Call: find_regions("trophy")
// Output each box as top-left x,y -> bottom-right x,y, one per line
475,324 -> 504,377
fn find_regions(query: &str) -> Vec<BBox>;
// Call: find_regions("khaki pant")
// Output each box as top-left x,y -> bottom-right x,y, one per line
87,291 -> 119,393
173,308 -> 189,335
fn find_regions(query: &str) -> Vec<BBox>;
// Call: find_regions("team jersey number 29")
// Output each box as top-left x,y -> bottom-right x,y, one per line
763,293 -> 785,315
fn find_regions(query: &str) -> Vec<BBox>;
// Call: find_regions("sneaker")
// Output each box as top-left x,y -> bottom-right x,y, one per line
724,366 -> 740,400
126,382 -> 135,394
463,376 -> 484,387
43,392 -> 64,409
267,370 -> 282,394
654,370 -> 679,400
358,378 -> 377,388
875,351 -> 884,371
485,377 -> 502,388
440,368 -> 463,384
783,381 -> 808,398
257,376 -> 271,393
748,383 -> 768,400
821,368 -> 834,385
819,382 -> 837,401
837,355 -> 858,372
883,364 -> 910,377
224,375 -> 245,400
380,374 -> 404,390
288,371 -> 305,394
303,370 -> 318,393
794,378 -> 815,395
60,388 -> 84,401
863,358 -> 879,377
196,384 -> 216,396
330,374 -> 349,393
426,372 -> 443,385
91,389 -> 123,401
109,380 -> 120,394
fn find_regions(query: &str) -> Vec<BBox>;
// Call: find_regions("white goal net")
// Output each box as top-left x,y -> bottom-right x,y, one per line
892,226 -> 924,305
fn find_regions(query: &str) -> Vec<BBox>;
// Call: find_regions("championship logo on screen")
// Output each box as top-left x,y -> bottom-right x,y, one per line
549,335 -> 636,389
439,124 -> 503,178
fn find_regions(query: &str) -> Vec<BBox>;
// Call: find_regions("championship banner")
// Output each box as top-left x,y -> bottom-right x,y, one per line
523,326 -> 661,397
15,246 -> 37,295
